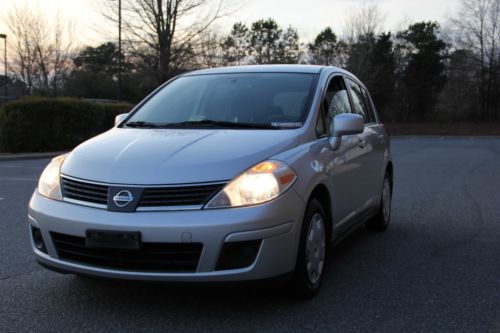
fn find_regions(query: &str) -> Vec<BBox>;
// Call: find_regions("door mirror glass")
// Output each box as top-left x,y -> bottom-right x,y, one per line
114,113 -> 128,126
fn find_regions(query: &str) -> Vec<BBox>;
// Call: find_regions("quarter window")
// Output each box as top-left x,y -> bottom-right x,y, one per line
361,88 -> 377,123
346,79 -> 374,124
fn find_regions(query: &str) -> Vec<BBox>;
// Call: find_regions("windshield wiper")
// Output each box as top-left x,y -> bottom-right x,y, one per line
124,121 -> 163,128
159,120 -> 278,129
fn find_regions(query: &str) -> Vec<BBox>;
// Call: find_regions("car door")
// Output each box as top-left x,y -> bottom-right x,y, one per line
316,75 -> 368,231
345,77 -> 384,211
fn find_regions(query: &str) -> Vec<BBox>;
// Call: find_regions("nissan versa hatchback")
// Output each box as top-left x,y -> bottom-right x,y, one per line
29,65 -> 392,297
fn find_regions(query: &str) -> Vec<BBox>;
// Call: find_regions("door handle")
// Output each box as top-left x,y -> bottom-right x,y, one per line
377,134 -> 385,143
358,139 -> 366,148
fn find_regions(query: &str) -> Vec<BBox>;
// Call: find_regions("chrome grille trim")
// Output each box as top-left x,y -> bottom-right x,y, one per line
61,177 -> 108,206
136,205 -> 203,212
63,198 -> 108,210
60,175 -> 226,210
140,184 -> 224,207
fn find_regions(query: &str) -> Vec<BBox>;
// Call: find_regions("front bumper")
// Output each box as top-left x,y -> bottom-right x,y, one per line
28,189 -> 305,281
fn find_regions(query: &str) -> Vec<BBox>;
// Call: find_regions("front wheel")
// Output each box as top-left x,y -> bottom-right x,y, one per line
366,173 -> 392,231
290,198 -> 327,299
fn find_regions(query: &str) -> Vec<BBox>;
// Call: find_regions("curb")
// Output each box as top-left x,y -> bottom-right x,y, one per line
0,151 -> 68,162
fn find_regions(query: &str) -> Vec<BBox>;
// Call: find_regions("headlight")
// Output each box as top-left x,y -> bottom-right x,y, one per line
205,160 -> 297,208
38,154 -> 67,200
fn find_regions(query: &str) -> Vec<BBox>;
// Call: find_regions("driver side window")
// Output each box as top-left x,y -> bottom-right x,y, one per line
316,76 -> 352,136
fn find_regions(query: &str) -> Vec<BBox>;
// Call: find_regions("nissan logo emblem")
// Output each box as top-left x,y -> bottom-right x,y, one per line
113,190 -> 134,207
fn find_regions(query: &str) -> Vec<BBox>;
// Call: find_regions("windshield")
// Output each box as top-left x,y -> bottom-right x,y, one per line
125,73 -> 317,129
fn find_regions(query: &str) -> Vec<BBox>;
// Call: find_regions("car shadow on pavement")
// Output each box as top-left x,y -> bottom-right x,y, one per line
29,218 -> 498,332
65,224 -> 374,306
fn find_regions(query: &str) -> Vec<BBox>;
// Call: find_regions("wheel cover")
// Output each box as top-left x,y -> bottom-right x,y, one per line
382,178 -> 392,223
306,213 -> 326,285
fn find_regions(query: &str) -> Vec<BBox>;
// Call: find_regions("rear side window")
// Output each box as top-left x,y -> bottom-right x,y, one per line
317,76 -> 352,136
346,79 -> 375,124
361,88 -> 377,123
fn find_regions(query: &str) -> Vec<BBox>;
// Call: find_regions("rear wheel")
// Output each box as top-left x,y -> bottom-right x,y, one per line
366,173 -> 392,231
291,198 -> 327,299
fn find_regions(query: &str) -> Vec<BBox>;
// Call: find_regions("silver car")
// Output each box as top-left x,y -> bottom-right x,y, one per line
29,65 -> 392,297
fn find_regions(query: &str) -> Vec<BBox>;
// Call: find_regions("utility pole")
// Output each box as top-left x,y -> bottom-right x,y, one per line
118,0 -> 122,101
0,34 -> 7,99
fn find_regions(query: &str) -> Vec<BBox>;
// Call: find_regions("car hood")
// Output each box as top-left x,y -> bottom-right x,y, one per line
61,128 -> 300,185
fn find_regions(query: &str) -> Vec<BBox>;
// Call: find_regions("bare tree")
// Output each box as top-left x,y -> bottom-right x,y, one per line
343,2 -> 386,43
196,28 -> 224,68
101,0 -> 231,83
4,2 -> 75,96
50,15 -> 75,96
342,2 -> 387,87
452,0 -> 500,119
5,4 -> 38,94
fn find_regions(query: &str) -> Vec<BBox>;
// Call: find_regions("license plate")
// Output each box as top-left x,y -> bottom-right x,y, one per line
85,230 -> 142,250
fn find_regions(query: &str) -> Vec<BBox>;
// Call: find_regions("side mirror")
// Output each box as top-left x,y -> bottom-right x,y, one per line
329,113 -> 364,150
114,113 -> 128,127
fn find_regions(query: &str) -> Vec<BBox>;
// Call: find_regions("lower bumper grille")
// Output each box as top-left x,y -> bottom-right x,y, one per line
51,232 -> 202,273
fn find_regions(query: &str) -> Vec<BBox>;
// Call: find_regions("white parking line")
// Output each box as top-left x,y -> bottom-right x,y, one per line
0,164 -> 43,169
0,177 -> 37,181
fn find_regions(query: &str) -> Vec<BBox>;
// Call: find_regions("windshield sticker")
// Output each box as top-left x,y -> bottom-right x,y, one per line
271,122 -> 303,128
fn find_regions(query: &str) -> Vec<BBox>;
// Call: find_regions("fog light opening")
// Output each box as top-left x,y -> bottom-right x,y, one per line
31,226 -> 47,254
216,240 -> 262,271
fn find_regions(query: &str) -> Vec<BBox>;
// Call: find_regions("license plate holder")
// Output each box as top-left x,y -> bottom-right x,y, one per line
85,230 -> 142,250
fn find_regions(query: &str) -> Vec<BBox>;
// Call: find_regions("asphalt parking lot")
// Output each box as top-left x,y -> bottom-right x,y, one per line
1,137 -> 499,332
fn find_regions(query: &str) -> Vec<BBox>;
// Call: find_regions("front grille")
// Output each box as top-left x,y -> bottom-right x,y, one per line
140,184 -> 223,207
51,232 -> 203,272
61,176 -> 224,209
61,177 -> 108,205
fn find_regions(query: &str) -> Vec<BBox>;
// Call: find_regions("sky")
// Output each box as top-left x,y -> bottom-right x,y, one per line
0,0 -> 461,56
218,0 -> 460,41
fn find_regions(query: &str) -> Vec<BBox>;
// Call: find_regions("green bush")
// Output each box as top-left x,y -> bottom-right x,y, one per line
0,97 -> 132,153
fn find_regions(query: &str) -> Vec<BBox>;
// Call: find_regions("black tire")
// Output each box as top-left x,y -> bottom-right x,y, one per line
366,172 -> 392,231
290,198 -> 328,299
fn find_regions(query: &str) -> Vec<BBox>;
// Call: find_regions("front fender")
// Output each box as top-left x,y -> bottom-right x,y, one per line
273,138 -> 336,216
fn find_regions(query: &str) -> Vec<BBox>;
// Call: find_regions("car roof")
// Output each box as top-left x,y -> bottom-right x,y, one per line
179,65 -> 364,89
184,64 -> 338,76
